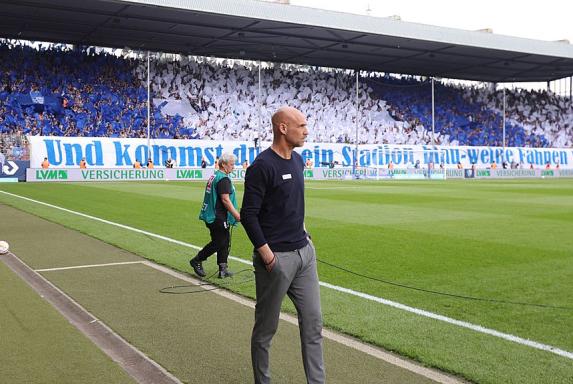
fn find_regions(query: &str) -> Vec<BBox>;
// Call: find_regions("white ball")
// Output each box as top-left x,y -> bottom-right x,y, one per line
0,241 -> 9,254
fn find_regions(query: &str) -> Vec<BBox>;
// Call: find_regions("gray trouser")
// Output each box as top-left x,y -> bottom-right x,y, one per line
251,242 -> 325,384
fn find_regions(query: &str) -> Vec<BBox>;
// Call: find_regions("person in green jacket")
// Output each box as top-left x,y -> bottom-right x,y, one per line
190,153 -> 241,278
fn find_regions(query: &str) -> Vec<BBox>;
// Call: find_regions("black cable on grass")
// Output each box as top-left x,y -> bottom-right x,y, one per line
145,226 -> 257,294
317,259 -> 573,311
155,227 -> 255,294
159,269 -> 253,294
144,229 -> 569,310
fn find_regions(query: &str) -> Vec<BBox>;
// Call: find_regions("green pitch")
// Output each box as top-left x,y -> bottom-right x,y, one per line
1,179 -> 572,384
0,260 -> 135,384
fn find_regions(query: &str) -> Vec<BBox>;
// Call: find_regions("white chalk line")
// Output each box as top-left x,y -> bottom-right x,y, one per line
30,256 -> 463,383
306,186 -> 362,190
3,252 -> 182,384
36,261 -> 144,272
1,190 -> 571,361
141,261 -> 463,384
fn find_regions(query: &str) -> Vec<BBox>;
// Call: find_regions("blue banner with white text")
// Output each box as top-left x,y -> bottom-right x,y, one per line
27,136 -> 573,170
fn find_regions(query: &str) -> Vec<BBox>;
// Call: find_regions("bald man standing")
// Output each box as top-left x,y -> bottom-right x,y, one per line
241,107 -> 325,384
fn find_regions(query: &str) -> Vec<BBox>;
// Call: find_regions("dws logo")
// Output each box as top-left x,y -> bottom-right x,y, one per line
36,170 -> 69,180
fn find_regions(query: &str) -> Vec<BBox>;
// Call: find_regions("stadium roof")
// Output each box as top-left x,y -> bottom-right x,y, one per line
2,0 -> 573,82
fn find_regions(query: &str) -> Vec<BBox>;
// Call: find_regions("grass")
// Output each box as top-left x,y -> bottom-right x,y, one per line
41,262 -> 435,384
1,178 -> 573,383
0,261 -> 135,384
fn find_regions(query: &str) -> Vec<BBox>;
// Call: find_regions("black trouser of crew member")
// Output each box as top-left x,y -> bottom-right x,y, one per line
195,220 -> 230,265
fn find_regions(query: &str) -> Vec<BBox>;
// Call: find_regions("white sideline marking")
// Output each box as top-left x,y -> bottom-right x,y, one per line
28,254 -> 461,383
2,190 -> 572,361
36,261 -> 144,272
306,186 -> 362,190
3,252 -> 182,384
142,261 -> 462,384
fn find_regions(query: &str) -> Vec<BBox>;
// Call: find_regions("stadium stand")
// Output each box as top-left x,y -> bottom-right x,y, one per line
367,75 -> 552,147
2,40 -> 572,147
466,87 -> 573,148
139,57 -> 411,144
0,41 -> 193,140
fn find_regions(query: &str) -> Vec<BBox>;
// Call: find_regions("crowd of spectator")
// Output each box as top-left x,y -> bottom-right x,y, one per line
1,41 -> 572,148
367,76 -> 554,147
138,58 -> 405,144
0,41 -> 191,141
465,87 -> 572,148
0,132 -> 28,161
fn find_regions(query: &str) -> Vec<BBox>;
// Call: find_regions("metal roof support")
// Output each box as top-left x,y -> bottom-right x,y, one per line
258,61 -> 262,138
147,50 -> 151,160
2,0 -> 573,82
431,78 -> 435,145
354,70 -> 359,175
502,88 -> 506,152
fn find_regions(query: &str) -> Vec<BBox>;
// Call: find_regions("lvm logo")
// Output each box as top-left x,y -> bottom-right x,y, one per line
477,170 -> 491,177
303,170 -> 314,178
541,170 -> 555,177
36,170 -> 68,180
176,169 -> 203,179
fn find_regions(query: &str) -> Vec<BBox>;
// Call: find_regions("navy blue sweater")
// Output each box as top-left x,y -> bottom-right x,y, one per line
241,148 -> 308,252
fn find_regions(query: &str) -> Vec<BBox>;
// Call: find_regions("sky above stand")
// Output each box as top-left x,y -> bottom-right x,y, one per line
291,0 -> 572,43
289,0 -> 572,91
